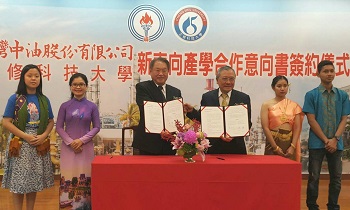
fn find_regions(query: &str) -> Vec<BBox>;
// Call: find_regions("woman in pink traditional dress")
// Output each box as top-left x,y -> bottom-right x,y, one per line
260,76 -> 304,161
56,73 -> 100,209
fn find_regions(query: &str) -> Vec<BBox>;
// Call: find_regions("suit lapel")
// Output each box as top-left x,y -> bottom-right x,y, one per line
165,84 -> 174,101
213,89 -> 220,106
229,90 -> 240,106
164,84 -> 169,101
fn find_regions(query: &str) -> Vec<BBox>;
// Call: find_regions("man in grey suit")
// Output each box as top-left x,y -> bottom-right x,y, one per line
184,65 -> 252,154
133,57 -> 182,155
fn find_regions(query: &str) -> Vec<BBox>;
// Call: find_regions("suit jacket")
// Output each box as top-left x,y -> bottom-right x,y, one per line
187,88 -> 252,154
132,80 -> 182,155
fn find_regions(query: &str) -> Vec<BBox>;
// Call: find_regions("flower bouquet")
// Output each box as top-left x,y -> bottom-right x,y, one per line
161,119 -> 210,163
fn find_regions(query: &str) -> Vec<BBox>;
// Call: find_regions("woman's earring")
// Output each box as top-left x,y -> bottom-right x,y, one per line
288,83 -> 291,93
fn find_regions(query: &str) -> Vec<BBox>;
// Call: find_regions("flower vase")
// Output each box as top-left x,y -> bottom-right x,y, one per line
183,150 -> 196,163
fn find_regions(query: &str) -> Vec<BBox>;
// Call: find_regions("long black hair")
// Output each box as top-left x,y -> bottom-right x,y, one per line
16,64 -> 43,96
69,73 -> 88,99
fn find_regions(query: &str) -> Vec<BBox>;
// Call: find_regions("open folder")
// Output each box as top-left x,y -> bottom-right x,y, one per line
144,98 -> 184,134
200,104 -> 250,138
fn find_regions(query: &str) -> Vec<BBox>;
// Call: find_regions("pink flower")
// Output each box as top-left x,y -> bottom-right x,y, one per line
171,136 -> 184,150
196,143 -> 204,151
200,139 -> 211,149
183,130 -> 197,144
196,139 -> 211,150
163,120 -> 211,162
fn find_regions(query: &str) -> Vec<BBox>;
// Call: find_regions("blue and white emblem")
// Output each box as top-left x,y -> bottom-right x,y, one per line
128,5 -> 165,42
173,5 -> 209,43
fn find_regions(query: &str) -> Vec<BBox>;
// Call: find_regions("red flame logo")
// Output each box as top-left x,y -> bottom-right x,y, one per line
140,12 -> 153,25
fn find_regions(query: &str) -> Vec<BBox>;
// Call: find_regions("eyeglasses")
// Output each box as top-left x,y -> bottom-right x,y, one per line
220,77 -> 236,82
71,83 -> 86,88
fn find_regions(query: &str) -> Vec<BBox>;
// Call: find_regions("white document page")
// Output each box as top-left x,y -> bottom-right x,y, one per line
200,106 -> 225,138
225,105 -> 249,137
163,98 -> 184,132
144,101 -> 164,133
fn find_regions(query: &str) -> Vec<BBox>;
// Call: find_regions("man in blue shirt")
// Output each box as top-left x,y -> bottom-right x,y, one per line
303,60 -> 350,210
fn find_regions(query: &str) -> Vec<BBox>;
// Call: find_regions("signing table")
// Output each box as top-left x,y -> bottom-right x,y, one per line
92,155 -> 301,210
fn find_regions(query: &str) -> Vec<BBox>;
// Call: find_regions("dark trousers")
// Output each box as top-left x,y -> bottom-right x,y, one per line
306,149 -> 342,210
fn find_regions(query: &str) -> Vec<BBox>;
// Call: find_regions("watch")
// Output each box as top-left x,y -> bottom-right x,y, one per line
334,136 -> 341,141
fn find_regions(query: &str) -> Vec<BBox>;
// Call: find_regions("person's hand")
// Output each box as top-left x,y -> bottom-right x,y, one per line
183,103 -> 194,113
324,139 -> 330,146
160,130 -> 171,136
273,146 -> 285,157
220,134 -> 233,142
325,138 -> 337,153
36,134 -> 48,145
28,134 -> 47,146
73,147 -> 83,154
70,139 -> 83,150
24,134 -> 38,145
160,130 -> 175,141
285,146 -> 295,158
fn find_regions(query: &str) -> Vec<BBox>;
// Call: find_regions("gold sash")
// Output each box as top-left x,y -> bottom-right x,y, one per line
270,130 -> 292,142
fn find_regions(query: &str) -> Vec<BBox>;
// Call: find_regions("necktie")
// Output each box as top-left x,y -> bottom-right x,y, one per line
158,85 -> 166,101
221,93 -> 229,106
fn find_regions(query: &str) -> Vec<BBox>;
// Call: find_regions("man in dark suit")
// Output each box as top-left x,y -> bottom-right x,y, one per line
184,65 -> 252,154
132,57 -> 182,155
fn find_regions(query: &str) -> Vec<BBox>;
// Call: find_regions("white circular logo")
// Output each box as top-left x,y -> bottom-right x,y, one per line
128,5 -> 165,42
172,6 -> 209,43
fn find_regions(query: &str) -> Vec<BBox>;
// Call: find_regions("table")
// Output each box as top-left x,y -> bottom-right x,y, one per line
92,155 -> 301,210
